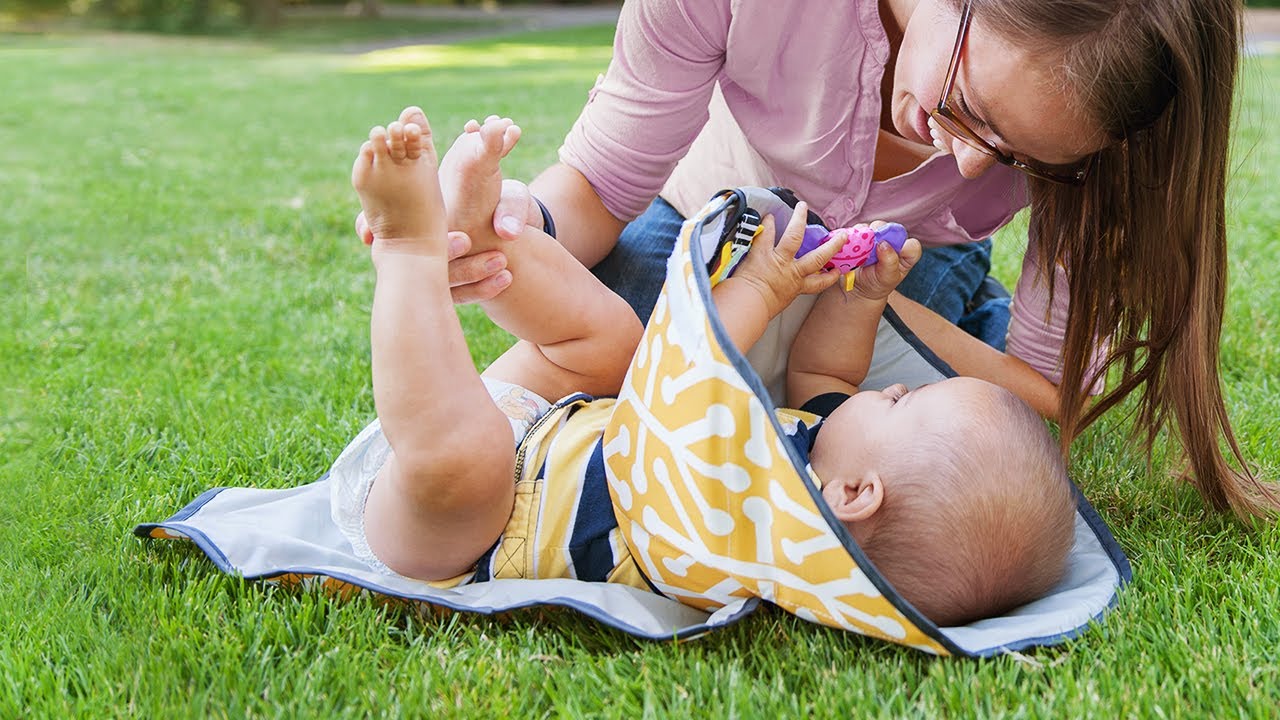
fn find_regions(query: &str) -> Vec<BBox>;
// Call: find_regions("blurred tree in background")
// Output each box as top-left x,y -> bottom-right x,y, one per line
5,0 -> 1270,35
7,0 -> 282,30
2,0 -> 472,31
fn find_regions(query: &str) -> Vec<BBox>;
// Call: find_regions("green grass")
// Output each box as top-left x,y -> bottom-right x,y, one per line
2,26 -> 1279,718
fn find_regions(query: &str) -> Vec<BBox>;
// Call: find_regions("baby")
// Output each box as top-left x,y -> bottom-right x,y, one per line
786,243 -> 1077,626
338,105 -> 1074,626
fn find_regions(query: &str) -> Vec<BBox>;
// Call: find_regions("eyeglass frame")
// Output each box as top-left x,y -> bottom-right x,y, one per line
929,0 -> 1090,185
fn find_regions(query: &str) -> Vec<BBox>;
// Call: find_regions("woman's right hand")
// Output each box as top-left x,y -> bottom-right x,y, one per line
356,212 -> 512,303
354,177 -> 543,304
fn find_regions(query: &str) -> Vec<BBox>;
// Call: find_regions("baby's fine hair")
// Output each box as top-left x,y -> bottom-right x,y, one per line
860,385 -> 1076,627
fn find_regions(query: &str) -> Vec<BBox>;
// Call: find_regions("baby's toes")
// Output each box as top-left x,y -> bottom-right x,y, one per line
399,105 -> 429,130
476,118 -> 508,160
368,126 -> 390,162
352,140 -> 375,187
403,123 -> 423,160
415,115 -> 439,166
387,121 -> 407,161
499,123 -> 522,158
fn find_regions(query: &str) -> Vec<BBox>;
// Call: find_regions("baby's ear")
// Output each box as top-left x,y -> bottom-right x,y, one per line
823,473 -> 884,523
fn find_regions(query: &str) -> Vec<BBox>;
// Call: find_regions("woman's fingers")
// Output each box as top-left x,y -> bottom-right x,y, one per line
493,178 -> 536,240
445,231 -> 471,260
446,241 -> 512,304
448,232 -> 504,303
449,270 -> 513,304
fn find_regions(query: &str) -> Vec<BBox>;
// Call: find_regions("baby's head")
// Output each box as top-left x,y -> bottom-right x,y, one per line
811,377 -> 1075,626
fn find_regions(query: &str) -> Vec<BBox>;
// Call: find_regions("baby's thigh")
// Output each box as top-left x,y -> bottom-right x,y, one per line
482,340 -> 584,404
348,378 -> 553,580
361,450 -> 511,581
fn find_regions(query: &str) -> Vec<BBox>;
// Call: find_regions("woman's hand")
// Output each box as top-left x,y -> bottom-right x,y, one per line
354,213 -> 513,303
354,177 -> 543,304
733,201 -> 843,317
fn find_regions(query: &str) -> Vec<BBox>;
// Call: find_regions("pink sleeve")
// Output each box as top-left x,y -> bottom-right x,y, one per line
1006,238 -> 1108,395
558,0 -> 732,221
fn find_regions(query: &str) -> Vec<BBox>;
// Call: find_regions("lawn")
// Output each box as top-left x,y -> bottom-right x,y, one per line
2,25 -> 1279,717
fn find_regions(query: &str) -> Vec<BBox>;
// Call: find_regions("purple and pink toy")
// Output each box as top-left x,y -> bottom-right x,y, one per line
795,222 -> 909,290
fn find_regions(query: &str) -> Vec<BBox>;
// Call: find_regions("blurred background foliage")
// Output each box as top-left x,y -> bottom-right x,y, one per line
4,0 -> 1276,37
1,0 -> 606,33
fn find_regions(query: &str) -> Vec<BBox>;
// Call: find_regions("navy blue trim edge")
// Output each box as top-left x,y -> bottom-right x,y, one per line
132,486 -> 229,537
880,304 -> 958,379
139,514 -> 758,641
960,483 -> 1132,657
1072,484 -> 1133,585
686,191 -> 964,656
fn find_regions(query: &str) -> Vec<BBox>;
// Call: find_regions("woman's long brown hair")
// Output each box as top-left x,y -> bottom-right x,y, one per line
978,0 -> 1278,518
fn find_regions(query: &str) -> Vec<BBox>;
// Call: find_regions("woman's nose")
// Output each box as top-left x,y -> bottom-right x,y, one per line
953,143 -> 998,178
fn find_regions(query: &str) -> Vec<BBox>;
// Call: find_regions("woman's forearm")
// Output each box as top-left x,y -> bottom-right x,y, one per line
529,163 -> 629,268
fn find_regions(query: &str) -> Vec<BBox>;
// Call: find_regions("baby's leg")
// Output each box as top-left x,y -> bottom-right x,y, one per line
352,113 -> 519,581
441,116 -> 643,400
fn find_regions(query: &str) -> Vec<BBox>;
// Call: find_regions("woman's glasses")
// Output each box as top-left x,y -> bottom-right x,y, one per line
930,0 -> 1090,185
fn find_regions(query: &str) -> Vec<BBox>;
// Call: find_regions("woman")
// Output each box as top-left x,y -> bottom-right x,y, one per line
368,0 -> 1277,519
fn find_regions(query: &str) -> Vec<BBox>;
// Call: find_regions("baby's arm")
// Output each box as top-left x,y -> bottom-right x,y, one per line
710,203 -> 845,354
787,230 -> 922,405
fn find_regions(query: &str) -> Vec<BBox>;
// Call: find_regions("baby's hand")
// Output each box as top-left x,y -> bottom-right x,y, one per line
734,202 -> 844,316
848,221 -> 922,301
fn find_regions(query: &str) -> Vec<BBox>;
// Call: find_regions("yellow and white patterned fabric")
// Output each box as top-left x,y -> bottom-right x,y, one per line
601,190 -> 948,653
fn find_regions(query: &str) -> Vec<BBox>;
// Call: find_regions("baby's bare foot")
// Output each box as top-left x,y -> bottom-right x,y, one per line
437,114 -> 521,252
351,111 -> 447,256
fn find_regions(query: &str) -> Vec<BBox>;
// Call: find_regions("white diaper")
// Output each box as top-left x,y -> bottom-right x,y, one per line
328,377 -> 553,577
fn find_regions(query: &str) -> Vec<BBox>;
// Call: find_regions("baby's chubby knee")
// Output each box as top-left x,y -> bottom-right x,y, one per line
383,411 -> 517,514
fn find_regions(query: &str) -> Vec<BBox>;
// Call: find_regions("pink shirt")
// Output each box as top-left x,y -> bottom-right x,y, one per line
559,0 -> 1084,387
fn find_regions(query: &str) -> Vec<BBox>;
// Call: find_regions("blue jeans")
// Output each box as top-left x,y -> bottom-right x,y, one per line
894,239 -> 1011,352
590,197 -> 685,324
591,197 -> 1010,350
